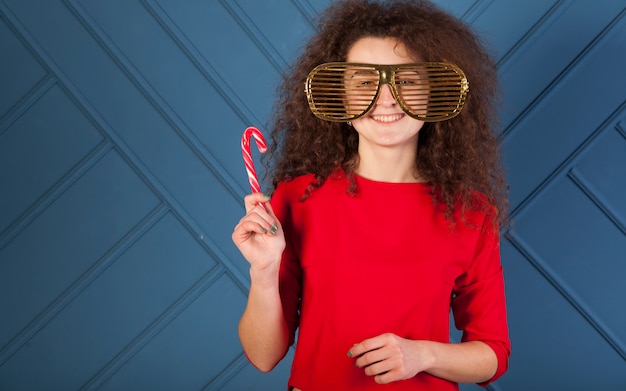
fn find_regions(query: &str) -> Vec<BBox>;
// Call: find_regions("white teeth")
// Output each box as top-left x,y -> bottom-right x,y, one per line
371,114 -> 403,122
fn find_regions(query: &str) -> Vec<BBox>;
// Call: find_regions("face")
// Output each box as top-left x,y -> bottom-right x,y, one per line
346,37 -> 425,151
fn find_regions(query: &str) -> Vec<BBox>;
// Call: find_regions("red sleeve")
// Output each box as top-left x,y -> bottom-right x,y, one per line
270,182 -> 301,349
451,217 -> 511,386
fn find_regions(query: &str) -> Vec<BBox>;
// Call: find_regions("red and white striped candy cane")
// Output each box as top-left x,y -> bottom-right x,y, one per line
241,126 -> 267,194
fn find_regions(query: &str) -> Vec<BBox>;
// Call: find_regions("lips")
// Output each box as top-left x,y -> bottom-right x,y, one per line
369,113 -> 404,123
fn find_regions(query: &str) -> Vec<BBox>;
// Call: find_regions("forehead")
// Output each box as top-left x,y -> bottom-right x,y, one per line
346,37 -> 418,64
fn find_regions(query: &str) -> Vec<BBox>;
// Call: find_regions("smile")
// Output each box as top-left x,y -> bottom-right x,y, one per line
369,114 -> 404,123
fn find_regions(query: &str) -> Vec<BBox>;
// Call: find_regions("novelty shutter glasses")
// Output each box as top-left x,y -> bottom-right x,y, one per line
305,62 -> 469,122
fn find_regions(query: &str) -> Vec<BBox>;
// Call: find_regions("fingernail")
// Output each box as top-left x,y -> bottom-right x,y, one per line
269,224 -> 278,235
347,351 -> 353,358
263,194 -> 271,200
260,227 -> 267,234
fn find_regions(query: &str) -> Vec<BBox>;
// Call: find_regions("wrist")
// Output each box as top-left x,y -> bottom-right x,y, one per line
249,261 -> 280,289
418,340 -> 497,384
416,340 -> 438,374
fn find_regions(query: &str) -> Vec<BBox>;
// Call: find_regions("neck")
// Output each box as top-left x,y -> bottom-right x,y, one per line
355,144 -> 422,183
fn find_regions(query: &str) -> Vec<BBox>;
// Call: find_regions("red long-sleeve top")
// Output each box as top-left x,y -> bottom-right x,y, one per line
269,171 -> 510,390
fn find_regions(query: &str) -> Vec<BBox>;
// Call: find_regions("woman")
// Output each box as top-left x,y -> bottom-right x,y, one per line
232,0 -> 510,389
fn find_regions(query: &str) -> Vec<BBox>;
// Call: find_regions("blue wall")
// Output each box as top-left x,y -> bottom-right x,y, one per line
1,0 -> 625,389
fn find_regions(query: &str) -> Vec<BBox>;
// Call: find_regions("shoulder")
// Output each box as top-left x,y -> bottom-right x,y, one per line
270,173 -> 317,209
274,173 -> 316,196
274,170 -> 349,200
462,190 -> 499,234
442,188 -> 499,232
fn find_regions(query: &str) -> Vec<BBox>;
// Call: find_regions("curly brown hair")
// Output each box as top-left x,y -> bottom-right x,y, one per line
266,0 -> 508,227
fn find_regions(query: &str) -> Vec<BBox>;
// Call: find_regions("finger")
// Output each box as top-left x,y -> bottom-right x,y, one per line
348,334 -> 387,358
361,355 -> 405,384
262,201 -> 282,233
233,218 -> 271,240
363,359 -> 393,378
243,192 -> 270,213
374,370 -> 398,385
247,206 -> 278,230
243,194 -> 281,233
354,346 -> 388,369
372,357 -> 410,384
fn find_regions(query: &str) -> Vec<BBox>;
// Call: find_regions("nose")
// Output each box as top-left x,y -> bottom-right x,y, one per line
375,83 -> 397,107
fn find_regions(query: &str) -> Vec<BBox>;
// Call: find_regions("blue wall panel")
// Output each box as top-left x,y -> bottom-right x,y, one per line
0,84 -> 104,232
503,10 -> 626,208
0,16 -> 46,119
79,0 -> 257,183
98,274 -> 245,390
574,122 -> 626,225
0,150 -> 160,350
500,240 -> 625,389
498,2 -> 625,131
0,211 -> 217,389
0,0 -> 624,390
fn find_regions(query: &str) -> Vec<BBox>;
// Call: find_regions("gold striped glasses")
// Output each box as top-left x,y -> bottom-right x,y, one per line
305,62 -> 469,122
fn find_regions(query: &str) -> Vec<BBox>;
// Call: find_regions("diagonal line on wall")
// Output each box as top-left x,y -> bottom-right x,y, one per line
220,0 -> 289,74
495,0 -> 568,70
0,139 -> 112,251
616,121 -> 626,140
291,0 -> 320,27
2,0 -> 251,294
500,4 -> 626,140
80,263 -> 227,390
0,202 -> 169,366
201,353 -> 249,391
173,203 -> 250,293
66,0 -> 248,203
507,100 -> 626,220
141,0 -> 263,134
568,167 -> 626,236
0,75 -> 55,138
505,232 -> 626,361
62,1 -> 257,294
461,0 -> 494,24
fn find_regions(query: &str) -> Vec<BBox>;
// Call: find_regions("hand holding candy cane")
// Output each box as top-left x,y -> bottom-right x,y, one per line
241,126 -> 267,194
234,126 -> 284,263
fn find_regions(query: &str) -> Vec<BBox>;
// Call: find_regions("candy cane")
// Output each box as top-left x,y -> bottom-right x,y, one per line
241,126 -> 267,194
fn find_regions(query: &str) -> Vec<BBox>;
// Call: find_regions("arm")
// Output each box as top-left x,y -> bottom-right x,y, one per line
350,212 -> 509,385
238,262 -> 289,372
349,334 -> 497,385
418,340 -> 497,383
232,193 -> 288,372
